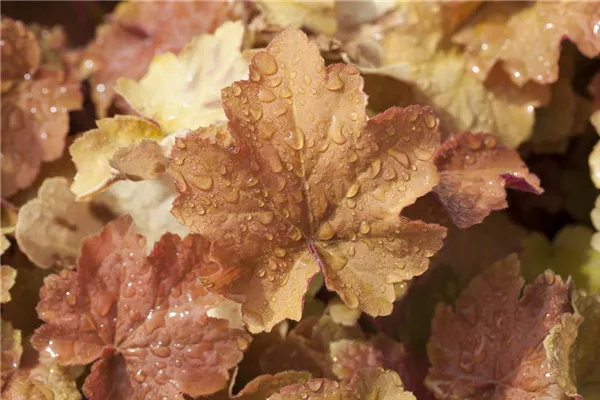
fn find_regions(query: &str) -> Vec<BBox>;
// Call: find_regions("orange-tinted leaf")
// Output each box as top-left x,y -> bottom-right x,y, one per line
1,319 -> 22,389
426,255 -> 572,399
232,371 -> 313,400
0,18 -> 40,86
82,1 -> 242,117
433,132 -> 542,228
453,1 -> 600,86
1,360 -> 81,400
169,28 -> 446,332
1,265 -> 16,304
32,216 -> 250,400
109,140 -> 167,181
0,18 -> 82,197
15,177 -> 108,269
269,368 -> 414,399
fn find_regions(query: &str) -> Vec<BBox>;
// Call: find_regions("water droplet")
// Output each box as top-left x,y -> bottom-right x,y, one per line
348,246 -> 356,256
247,177 -> 259,187
346,182 -> 360,198
424,111 -> 437,128
307,380 -> 323,392
191,176 -> 213,191
149,344 -> 172,358
317,222 -> 336,240
231,83 -> 242,96
344,292 -> 359,308
327,115 -> 346,145
280,86 -> 292,98
359,222 -> 371,235
257,269 -> 266,278
388,149 -> 411,169
325,73 -> 344,91
484,135 -> 497,148
286,226 -> 303,241
274,248 -> 287,258
285,128 -> 305,150
65,291 -> 76,305
254,52 -> 278,75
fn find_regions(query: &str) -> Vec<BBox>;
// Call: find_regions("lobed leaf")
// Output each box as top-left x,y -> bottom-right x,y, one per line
81,0 -> 241,117
433,132 -> 542,228
169,27 -> 446,333
453,1 -> 600,86
115,21 -> 248,134
426,255 -> 573,399
1,361 -> 81,400
31,216 -> 250,400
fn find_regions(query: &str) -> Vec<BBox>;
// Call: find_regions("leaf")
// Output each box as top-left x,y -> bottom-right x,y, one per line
0,17 -> 40,87
1,319 -> 22,389
230,371 -> 313,400
69,115 -> 163,199
115,21 -> 248,134
95,175 -> 190,250
269,368 -> 415,400
347,9 -> 550,149
1,360 -> 81,400
255,1 -> 337,36
108,140 -> 167,182
169,28 -> 446,333
543,289 -> 600,399
1,17 -> 82,197
520,225 -> 600,294
31,216 -> 251,400
589,72 -> 600,188
0,265 -> 16,303
426,255 -> 573,400
433,132 -> 542,228
327,297 -> 361,327
15,177 -> 109,269
453,1 -> 600,86
81,0 -> 242,117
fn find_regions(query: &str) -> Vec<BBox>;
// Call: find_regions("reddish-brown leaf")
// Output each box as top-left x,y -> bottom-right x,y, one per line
169,28 -> 446,333
31,216 -> 250,400
433,132 -> 542,228
426,255 -> 572,399
82,1 -> 243,117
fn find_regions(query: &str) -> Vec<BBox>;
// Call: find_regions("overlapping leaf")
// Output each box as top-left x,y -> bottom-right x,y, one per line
31,216 -> 250,400
343,2 -> 549,148
269,368 -> 415,400
169,27 -> 446,332
81,0 -> 242,117
1,359 -> 81,400
426,255 -> 573,399
1,18 -> 82,197
433,132 -> 542,228
15,177 -> 109,269
453,1 -> 600,86
115,21 -> 248,134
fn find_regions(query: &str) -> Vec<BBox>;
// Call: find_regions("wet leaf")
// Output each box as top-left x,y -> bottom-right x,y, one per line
1,18 -> 82,197
433,132 -> 542,228
82,1 -> 242,117
453,1 -> 600,86
1,319 -> 22,389
255,1 -> 337,36
31,216 -> 251,400
15,177 -> 108,269
1,360 -> 81,400
269,368 -> 415,400
0,265 -> 17,303
520,226 -> 600,294
327,297 -> 361,327
69,115 -> 163,199
344,3 -> 550,148
426,255 -> 573,399
169,28 -> 446,333
116,21 -> 247,134
230,371 -> 313,400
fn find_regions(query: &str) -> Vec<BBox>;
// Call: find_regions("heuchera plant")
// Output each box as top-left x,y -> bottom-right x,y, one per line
1,1 -> 600,399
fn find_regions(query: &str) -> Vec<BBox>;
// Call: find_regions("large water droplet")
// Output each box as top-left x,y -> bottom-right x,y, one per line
317,222 -> 336,241
359,222 -> 371,235
285,128 -> 305,150
388,149 -> 411,169
346,182 -> 360,198
327,115 -> 346,145
287,225 -> 303,241
325,73 -> 344,91
190,175 -> 213,191
258,88 -> 276,103
254,52 -> 278,75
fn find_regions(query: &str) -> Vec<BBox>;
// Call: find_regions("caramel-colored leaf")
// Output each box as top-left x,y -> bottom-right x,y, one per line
32,216 -> 250,400
169,28 -> 446,332
82,1 -> 242,117
95,175 -> 190,250
327,297 -> 361,327
15,177 -> 108,269
0,265 -> 16,304
256,1 -> 337,36
453,1 -> 600,86
0,18 -> 40,85
1,361 -> 81,400
1,319 -> 22,389
232,371 -> 313,400
433,132 -> 542,228
269,368 -> 415,400
108,140 -> 167,182
69,115 -> 163,199
345,3 -> 550,148
116,21 -> 247,134
426,255 -> 572,399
